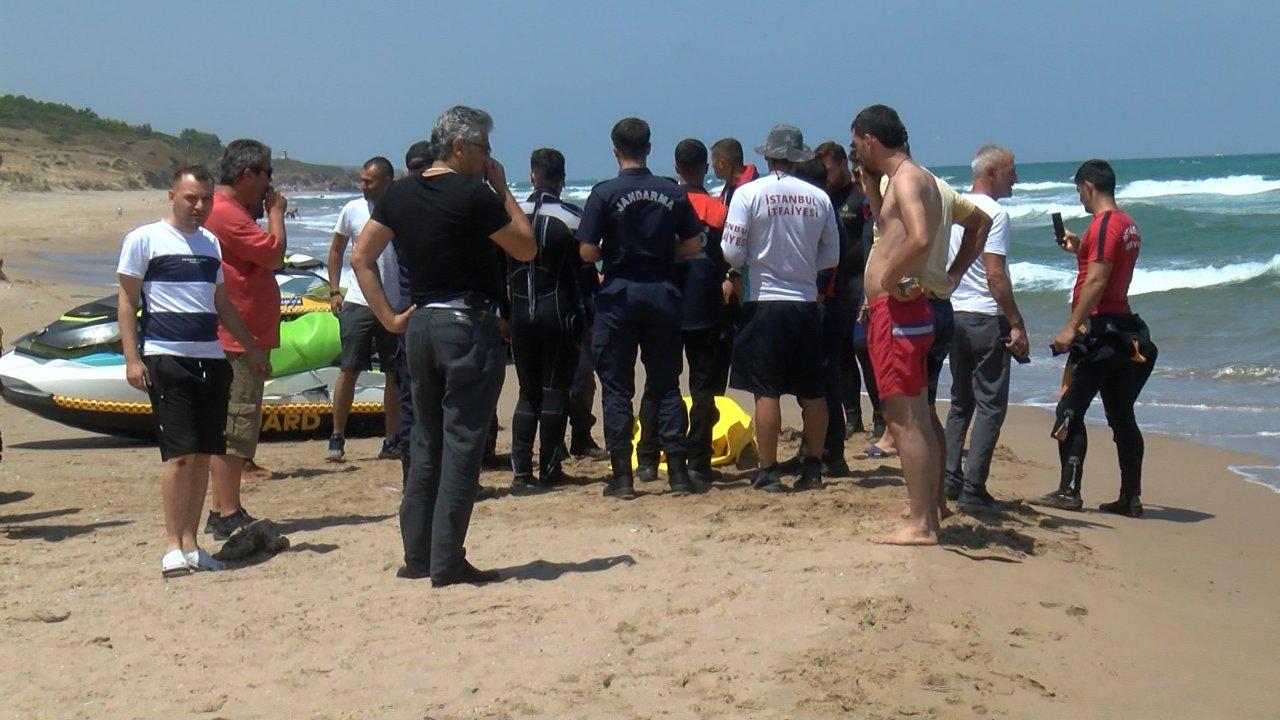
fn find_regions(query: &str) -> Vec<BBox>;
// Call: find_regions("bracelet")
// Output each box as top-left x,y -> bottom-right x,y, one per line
329,290 -> 342,297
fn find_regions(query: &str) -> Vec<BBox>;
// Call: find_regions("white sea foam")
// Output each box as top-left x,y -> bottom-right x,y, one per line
1228,465 -> 1280,494
1004,202 -> 1091,221
1117,175 -> 1280,200
1010,254 -> 1280,294
1014,181 -> 1075,191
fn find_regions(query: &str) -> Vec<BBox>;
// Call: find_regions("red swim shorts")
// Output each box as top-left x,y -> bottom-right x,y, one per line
867,295 -> 934,400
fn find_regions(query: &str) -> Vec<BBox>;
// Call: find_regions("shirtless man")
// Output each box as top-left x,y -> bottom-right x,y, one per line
851,105 -> 946,546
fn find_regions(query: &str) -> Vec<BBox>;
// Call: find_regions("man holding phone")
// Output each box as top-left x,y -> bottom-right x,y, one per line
943,145 -> 1029,510
204,139 -> 287,541
1034,160 -> 1157,517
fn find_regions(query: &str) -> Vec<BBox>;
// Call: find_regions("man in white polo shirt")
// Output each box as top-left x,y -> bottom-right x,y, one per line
325,156 -> 402,461
722,124 -> 840,493
944,145 -> 1029,509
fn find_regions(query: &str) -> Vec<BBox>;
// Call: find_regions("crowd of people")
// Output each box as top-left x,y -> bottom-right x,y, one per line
117,103 -> 1158,583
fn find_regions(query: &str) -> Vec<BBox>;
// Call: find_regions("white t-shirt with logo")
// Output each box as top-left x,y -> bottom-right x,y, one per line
116,220 -> 225,359
948,191 -> 1010,315
335,198 -> 401,309
721,172 -> 840,302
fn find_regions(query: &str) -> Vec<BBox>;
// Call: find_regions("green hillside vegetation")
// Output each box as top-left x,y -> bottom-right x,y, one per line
0,94 -> 355,191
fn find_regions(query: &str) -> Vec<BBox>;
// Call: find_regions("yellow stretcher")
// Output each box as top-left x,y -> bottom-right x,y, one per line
631,395 -> 756,470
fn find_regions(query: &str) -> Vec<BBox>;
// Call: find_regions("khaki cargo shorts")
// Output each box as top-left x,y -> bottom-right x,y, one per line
224,352 -> 265,459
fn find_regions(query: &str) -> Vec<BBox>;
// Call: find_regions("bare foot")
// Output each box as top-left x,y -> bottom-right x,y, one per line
872,524 -> 939,546
243,459 -> 273,479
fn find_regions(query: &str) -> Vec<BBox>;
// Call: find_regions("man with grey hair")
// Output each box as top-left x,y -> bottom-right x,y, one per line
353,105 -> 534,587
203,139 -> 287,541
943,145 -> 1028,510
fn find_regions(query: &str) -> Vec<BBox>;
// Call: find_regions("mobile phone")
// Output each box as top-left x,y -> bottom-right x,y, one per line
1051,212 -> 1066,244
998,336 -> 1032,364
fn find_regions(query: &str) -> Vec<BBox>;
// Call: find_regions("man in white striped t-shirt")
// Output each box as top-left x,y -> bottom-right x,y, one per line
116,165 -> 269,579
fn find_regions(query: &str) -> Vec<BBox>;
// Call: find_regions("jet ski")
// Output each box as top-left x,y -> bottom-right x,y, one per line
0,255 -> 387,440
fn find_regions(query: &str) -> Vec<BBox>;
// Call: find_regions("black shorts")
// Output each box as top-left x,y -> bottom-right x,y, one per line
730,301 -> 824,399
145,355 -> 233,461
926,297 -> 955,405
339,302 -> 398,372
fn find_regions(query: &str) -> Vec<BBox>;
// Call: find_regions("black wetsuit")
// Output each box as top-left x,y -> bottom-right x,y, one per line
508,191 -> 589,482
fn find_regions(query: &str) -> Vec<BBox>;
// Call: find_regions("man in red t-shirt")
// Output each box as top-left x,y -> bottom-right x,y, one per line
203,139 -> 287,540
1034,159 -> 1158,518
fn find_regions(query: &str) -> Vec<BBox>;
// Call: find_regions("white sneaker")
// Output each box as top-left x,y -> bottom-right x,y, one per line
161,548 -> 193,578
184,547 -> 224,571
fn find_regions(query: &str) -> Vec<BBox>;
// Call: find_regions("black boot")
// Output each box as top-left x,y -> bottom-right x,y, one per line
603,448 -> 636,500
1099,494 -> 1144,517
570,434 -> 609,461
794,456 -> 823,491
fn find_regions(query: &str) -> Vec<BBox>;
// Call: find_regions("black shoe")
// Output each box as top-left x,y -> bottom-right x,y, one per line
204,508 -> 257,541
602,476 -> 637,500
511,472 -> 536,489
794,457 -> 823,491
431,561 -> 500,588
377,441 -> 402,461
1099,496 -> 1144,518
776,450 -> 805,474
570,437 -> 609,461
956,486 -> 1002,511
325,433 -> 345,462
538,466 -> 566,487
845,414 -> 865,437
688,468 -> 717,489
635,464 -> 659,483
821,456 -> 851,478
476,485 -> 499,501
395,564 -> 431,580
944,471 -> 965,502
1031,488 -> 1083,511
751,465 -> 785,493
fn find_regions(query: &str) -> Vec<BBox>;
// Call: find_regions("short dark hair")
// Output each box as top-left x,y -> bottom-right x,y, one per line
710,138 -> 744,166
851,105 -> 908,150
813,141 -> 847,164
792,158 -> 827,188
405,140 -> 433,171
218,139 -> 271,186
1074,159 -> 1117,195
674,138 -> 708,170
172,163 -> 214,187
530,147 -> 566,185
363,156 -> 394,179
611,117 -> 650,159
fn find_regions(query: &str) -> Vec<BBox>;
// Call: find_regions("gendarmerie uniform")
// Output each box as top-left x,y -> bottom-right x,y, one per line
507,190 -> 589,484
576,167 -> 703,485
636,185 -> 734,477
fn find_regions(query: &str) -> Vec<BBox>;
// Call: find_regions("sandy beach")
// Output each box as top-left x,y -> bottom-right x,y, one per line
2,190 -> 1278,719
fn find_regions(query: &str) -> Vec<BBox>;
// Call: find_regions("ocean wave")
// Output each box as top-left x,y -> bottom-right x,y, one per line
1014,181 -> 1074,191
1209,364 -> 1280,386
1117,175 -> 1280,200
1009,253 -> 1280,294
1228,465 -> 1280,494
1004,202 -> 1091,221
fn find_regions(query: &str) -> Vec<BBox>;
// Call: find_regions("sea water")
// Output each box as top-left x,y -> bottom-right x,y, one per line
194,153 -> 1280,493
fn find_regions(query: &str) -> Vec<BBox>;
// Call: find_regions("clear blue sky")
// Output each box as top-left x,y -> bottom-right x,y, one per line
3,0 -> 1277,178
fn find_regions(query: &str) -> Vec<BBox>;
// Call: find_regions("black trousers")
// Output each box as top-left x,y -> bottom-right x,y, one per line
637,321 -> 733,472
509,307 -> 580,477
1056,316 -> 1158,497
820,296 -> 852,459
400,307 -> 506,580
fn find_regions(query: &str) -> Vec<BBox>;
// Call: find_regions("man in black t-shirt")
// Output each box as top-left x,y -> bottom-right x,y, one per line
354,105 -> 534,587
577,118 -> 704,499
636,139 -> 734,486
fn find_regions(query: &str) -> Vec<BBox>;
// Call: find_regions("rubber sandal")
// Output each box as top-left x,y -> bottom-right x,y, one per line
161,548 -> 193,578
184,547 -> 224,571
854,445 -> 898,460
